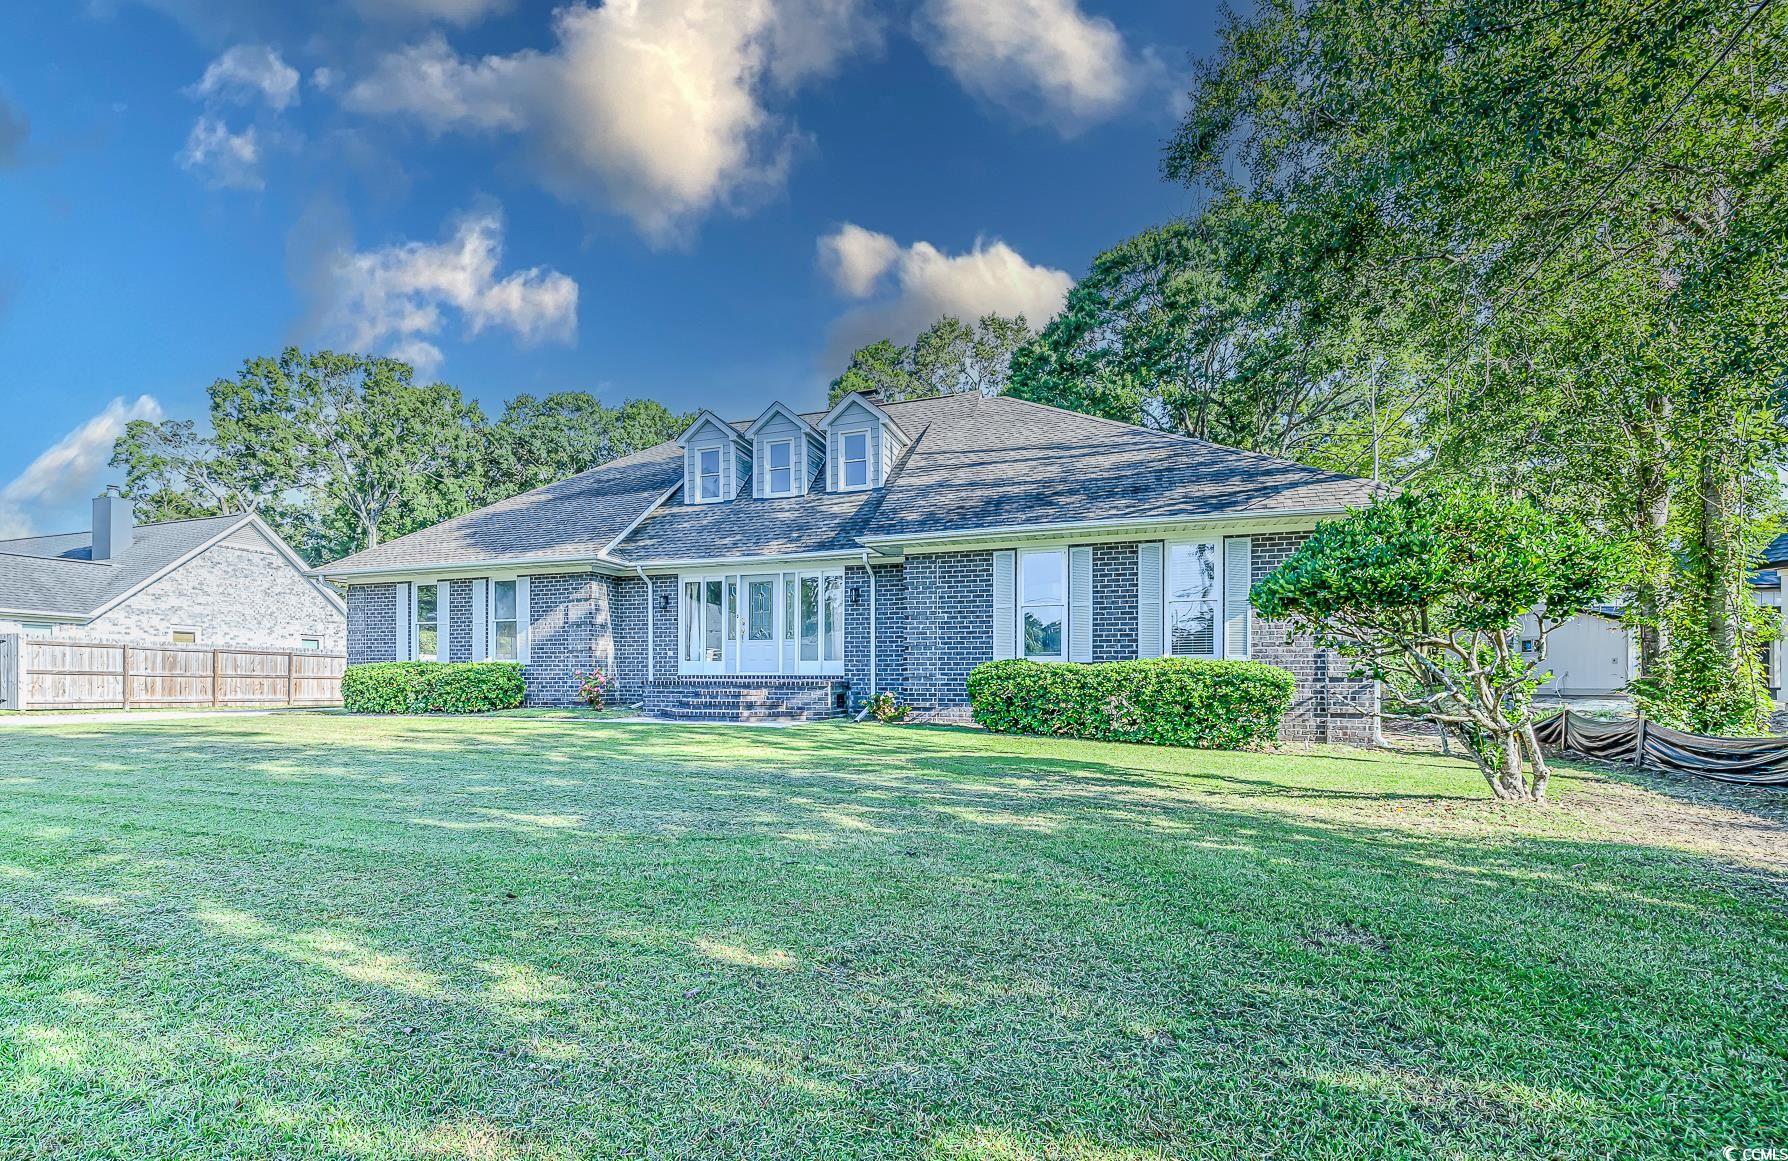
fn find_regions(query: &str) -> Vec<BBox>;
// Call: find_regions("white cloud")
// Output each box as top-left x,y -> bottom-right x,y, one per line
315,208 -> 579,374
914,0 -> 1151,133
818,224 -> 1072,363
818,223 -> 901,299
177,116 -> 263,189
345,0 -> 880,242
350,0 -> 513,25
0,395 -> 163,539
190,44 -> 300,110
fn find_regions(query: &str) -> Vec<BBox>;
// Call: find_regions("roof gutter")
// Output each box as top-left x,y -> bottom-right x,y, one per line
318,552 -> 631,583
857,505 -> 1354,550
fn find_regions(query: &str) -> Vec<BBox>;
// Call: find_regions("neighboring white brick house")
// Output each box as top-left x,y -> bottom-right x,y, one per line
0,490 -> 344,651
321,392 -> 1382,738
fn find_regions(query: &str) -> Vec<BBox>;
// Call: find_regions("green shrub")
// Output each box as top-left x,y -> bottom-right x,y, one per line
342,662 -> 526,715
966,658 -> 1295,749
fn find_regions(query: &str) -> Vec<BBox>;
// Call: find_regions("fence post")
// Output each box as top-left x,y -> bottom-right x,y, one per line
211,650 -> 220,707
0,634 -> 20,711
1635,717 -> 1647,770
286,652 -> 295,706
120,645 -> 131,710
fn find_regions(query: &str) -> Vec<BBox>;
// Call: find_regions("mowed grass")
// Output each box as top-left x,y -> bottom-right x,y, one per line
1,713 -> 1785,1159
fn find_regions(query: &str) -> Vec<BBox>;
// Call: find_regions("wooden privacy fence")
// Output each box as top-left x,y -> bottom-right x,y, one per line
0,635 -> 345,711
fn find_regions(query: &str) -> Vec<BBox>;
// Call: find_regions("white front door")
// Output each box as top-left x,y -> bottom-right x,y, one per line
739,573 -> 780,672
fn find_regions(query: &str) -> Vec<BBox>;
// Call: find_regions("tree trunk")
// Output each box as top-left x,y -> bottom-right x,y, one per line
1520,719 -> 1551,803
1632,391 -> 1672,676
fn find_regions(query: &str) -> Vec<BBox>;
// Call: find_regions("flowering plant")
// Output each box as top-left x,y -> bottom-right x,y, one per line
575,669 -> 611,710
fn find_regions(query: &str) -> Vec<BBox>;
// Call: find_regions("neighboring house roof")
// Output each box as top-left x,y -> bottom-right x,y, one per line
322,393 -> 1380,576
1762,532 -> 1788,568
0,513 -> 269,619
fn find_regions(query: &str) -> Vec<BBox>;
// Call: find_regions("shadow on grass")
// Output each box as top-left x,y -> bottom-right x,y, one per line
2,716 -> 1786,1157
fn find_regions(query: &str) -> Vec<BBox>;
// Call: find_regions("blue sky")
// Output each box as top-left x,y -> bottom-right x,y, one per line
0,0 -> 1216,535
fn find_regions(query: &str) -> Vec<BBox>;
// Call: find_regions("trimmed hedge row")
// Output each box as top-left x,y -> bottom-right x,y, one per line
966,658 -> 1295,749
342,662 -> 526,714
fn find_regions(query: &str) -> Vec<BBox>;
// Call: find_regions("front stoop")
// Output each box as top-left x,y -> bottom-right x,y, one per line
642,677 -> 851,722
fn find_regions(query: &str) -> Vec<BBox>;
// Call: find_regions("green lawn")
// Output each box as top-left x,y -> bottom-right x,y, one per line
1,713 -> 1784,1158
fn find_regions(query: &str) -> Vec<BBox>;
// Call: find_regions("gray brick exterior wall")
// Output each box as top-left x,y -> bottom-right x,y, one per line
448,581 -> 473,662
839,563 -> 906,708
1092,543 -> 1138,662
347,583 -> 397,663
522,573 -> 614,706
1249,532 -> 1376,744
73,532 -> 345,652
900,550 -> 995,711
340,532 -> 1375,743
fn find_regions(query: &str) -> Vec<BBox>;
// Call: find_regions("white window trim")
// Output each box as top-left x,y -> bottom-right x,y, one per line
412,580 -> 452,663
1017,548 -> 1069,663
487,576 -> 527,664
1162,539 -> 1222,659
695,446 -> 725,504
837,428 -> 872,492
763,438 -> 797,497
170,625 -> 201,645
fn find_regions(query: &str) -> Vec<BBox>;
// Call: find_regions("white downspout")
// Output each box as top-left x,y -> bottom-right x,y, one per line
636,565 -> 655,686
861,550 -> 877,699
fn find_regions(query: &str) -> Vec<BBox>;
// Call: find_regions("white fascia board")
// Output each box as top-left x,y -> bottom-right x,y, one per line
319,555 -> 626,584
742,401 -> 822,441
858,507 -> 1351,553
629,548 -> 878,573
675,410 -> 746,449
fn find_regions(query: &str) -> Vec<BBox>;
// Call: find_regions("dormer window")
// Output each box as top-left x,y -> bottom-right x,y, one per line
817,391 -> 908,494
765,439 -> 795,496
841,432 -> 870,490
697,448 -> 723,501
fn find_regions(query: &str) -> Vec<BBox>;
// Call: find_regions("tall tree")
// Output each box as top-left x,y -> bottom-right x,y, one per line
486,393 -> 688,498
1009,213 -> 1411,471
828,314 -> 1035,405
1164,0 -> 1788,730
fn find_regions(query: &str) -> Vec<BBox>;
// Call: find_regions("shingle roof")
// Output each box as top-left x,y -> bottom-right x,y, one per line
1762,533 -> 1788,568
0,514 -> 251,617
320,393 -> 1379,574
323,441 -> 686,573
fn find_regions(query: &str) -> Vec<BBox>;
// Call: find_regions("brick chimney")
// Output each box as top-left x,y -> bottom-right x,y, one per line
91,485 -> 133,561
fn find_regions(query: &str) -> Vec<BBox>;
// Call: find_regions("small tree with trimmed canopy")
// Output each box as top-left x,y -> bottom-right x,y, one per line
1252,490 -> 1628,802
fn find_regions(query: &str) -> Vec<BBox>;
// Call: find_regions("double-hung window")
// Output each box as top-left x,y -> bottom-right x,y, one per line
415,583 -> 439,660
765,439 -> 795,496
1165,541 -> 1220,657
840,431 -> 869,489
492,580 -> 519,661
1018,549 -> 1067,662
697,447 -> 723,501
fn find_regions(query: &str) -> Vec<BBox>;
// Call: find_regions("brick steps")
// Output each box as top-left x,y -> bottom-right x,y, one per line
642,677 -> 850,722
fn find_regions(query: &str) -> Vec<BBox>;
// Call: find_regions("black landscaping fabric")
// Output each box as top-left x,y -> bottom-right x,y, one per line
1532,709 -> 1788,785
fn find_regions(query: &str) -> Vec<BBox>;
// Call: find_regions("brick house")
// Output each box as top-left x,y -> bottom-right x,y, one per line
0,488 -> 345,651
320,393 -> 1378,741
